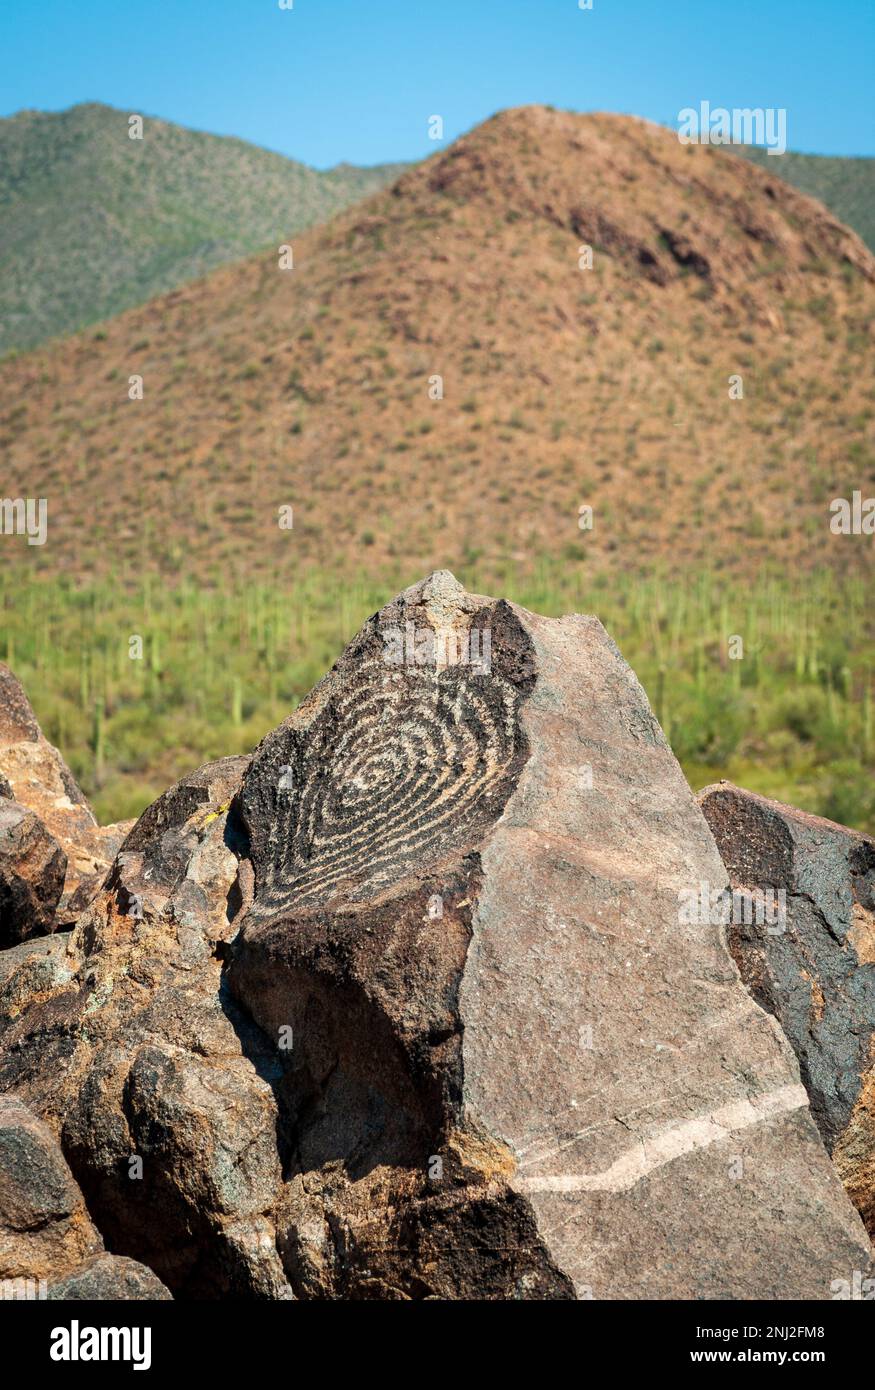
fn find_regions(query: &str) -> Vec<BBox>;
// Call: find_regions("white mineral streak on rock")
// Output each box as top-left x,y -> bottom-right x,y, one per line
516,1083 -> 810,1193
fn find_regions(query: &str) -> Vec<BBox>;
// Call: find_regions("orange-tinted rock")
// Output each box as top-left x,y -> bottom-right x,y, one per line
0,663 -> 130,928
0,799 -> 67,945
0,1094 -> 169,1298
0,754 -> 291,1300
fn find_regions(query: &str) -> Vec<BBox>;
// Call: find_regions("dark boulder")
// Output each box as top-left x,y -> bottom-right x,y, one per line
699,781 -> 875,1237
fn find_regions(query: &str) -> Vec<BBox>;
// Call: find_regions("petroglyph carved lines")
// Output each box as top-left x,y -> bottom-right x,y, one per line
515,1083 -> 810,1195
249,638 -> 526,915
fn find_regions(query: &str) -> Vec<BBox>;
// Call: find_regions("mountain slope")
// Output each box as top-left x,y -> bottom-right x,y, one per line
0,102 -> 407,354
1,105 -> 872,586
736,146 -> 875,253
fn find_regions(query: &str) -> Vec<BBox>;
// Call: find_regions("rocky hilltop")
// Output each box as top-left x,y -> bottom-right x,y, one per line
2,106 -> 873,583
0,574 -> 872,1299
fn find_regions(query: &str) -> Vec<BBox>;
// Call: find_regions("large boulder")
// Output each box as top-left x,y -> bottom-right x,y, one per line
0,1093 -> 98,1282
2,575 -> 871,1301
0,663 -> 130,930
227,571 -> 872,1299
698,781 -> 875,1237
0,1094 -> 169,1299
0,755 -> 291,1299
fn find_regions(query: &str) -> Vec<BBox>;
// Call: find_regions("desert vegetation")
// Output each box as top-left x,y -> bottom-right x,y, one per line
1,561 -> 872,832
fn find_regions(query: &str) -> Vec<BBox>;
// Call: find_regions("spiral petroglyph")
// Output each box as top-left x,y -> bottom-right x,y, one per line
239,578 -> 536,919
244,651 -> 527,915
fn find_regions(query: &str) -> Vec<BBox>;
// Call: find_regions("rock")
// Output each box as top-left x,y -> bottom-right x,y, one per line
2,576 -> 871,1301
0,753 -> 292,1299
0,665 -> 42,743
96,754 -> 252,941
0,932 -> 75,1034
47,1253 -> 172,1300
227,571 -> 872,1299
0,930 -> 73,988
698,781 -> 875,1237
0,663 -> 129,928
0,1094 -> 98,1281
0,799 -> 67,945
0,1093 -> 170,1299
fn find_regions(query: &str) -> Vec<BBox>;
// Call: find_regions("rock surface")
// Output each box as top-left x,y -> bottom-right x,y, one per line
699,781 -> 875,1237
0,575 -> 871,1301
46,1253 -> 173,1300
0,1093 -> 170,1298
227,571 -> 872,1298
0,753 -> 291,1299
0,1093 -> 98,1281
0,663 -> 130,930
0,798 -> 67,945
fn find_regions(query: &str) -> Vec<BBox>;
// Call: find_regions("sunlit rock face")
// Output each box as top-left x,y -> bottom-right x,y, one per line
229,572 -> 872,1299
1,575 -> 871,1300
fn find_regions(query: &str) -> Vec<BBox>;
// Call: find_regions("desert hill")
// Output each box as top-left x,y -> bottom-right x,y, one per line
0,101 -> 407,355
1,104 -> 872,590
2,103 -> 872,368
736,145 -> 875,254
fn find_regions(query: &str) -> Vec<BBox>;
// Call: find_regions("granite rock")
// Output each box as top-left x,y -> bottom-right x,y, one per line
0,663 -> 130,928
227,572 -> 872,1299
699,781 -> 875,1237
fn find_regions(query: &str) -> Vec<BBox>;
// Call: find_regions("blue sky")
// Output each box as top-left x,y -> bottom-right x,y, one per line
1,0 -> 872,166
